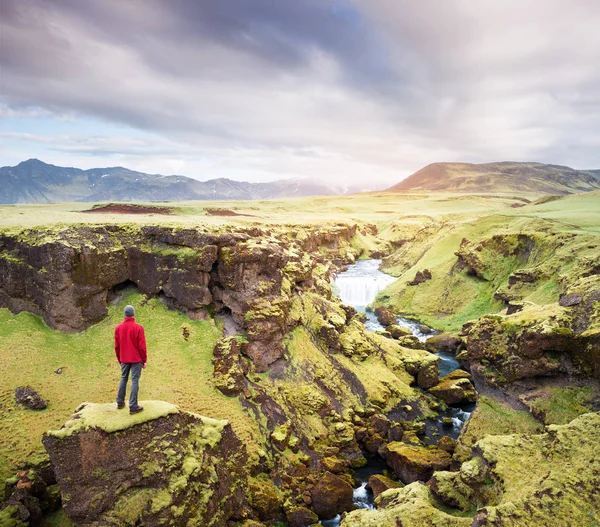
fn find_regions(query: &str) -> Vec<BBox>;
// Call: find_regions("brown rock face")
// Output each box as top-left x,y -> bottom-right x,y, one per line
428,370 -> 477,405
381,442 -> 451,484
213,336 -> 249,396
367,474 -> 403,499
408,268 -> 432,286
42,403 -> 248,527
374,307 -> 397,327
311,471 -> 354,520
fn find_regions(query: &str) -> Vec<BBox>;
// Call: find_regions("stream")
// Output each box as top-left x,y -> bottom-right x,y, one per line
325,259 -> 475,525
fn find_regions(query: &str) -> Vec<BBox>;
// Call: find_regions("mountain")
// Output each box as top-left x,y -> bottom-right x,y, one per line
0,159 -> 377,204
388,162 -> 600,194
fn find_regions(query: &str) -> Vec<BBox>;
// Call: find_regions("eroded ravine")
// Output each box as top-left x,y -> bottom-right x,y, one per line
330,259 -> 476,525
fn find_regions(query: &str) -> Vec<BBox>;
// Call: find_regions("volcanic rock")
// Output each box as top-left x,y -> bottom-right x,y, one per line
381,442 -> 451,483
311,471 -> 354,520
367,474 -> 403,499
15,386 -> 47,410
428,370 -> 477,405
42,401 -> 248,527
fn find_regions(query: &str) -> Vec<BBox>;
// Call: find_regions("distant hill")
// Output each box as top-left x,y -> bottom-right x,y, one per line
388,162 -> 600,194
0,159 -> 375,204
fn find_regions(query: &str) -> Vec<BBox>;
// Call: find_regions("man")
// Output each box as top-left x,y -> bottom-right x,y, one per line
115,305 -> 147,414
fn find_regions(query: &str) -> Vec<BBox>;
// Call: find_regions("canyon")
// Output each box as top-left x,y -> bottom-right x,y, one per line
0,190 -> 599,526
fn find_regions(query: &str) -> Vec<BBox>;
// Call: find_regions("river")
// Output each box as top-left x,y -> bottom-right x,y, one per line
325,259 -> 474,525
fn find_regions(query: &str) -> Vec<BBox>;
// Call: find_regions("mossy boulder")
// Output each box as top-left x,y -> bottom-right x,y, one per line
417,361 -> 439,390
248,474 -> 282,521
310,471 -> 354,520
285,505 -> 319,527
367,474 -> 403,499
387,324 -> 414,339
437,435 -> 457,454
428,370 -> 477,405
42,401 -> 249,526
380,442 -> 451,484
425,334 -> 464,354
374,307 -> 397,327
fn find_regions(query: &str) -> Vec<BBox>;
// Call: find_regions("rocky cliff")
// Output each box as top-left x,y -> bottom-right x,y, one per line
42,401 -> 248,526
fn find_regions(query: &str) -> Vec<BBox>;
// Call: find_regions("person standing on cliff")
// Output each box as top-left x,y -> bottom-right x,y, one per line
115,305 -> 146,414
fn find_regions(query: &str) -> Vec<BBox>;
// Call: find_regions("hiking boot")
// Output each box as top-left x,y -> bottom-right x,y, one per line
130,406 -> 144,415
117,402 -> 125,409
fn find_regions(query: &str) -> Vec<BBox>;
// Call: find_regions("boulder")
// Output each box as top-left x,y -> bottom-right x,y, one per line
248,474 -> 282,521
437,435 -> 457,454
42,401 -> 248,527
285,506 -> 319,527
559,293 -> 583,307
417,362 -> 439,390
374,307 -> 397,327
381,442 -> 451,484
387,324 -> 413,339
311,471 -> 354,520
367,474 -> 403,499
15,386 -> 47,410
428,370 -> 477,405
425,334 -> 464,353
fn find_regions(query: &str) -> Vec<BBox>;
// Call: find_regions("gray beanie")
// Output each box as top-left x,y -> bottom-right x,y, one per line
124,305 -> 135,317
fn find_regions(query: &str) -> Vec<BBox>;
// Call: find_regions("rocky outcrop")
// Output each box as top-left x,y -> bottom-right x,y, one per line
428,370 -> 477,405
408,269 -> 431,286
42,401 -> 249,527
344,412 -> 600,527
379,442 -> 451,484
2,463 -> 61,526
374,306 -> 397,327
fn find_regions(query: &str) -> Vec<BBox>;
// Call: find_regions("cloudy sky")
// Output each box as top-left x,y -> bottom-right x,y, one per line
1,0 -> 600,185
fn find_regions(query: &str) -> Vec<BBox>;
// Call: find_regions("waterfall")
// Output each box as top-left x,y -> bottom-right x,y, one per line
334,260 -> 396,310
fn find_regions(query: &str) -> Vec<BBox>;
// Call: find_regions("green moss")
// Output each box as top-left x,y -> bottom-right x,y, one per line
41,509 -> 73,527
46,401 -> 179,438
526,386 -> 596,425
454,395 -> 543,462
0,506 -> 28,527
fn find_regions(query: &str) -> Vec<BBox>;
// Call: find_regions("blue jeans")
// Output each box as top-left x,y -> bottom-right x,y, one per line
117,362 -> 143,408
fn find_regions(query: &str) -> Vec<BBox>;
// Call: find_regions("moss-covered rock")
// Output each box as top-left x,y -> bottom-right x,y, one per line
311,471 -> 354,520
285,505 -> 319,527
428,370 -> 477,405
42,402 -> 249,526
367,474 -> 403,500
380,442 -> 451,484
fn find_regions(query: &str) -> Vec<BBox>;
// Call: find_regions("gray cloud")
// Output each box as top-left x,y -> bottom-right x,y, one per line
1,0 -> 600,183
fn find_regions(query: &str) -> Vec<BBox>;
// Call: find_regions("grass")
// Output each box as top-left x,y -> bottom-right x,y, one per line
0,290 -> 262,480
454,395 -> 543,462
527,386 -> 597,425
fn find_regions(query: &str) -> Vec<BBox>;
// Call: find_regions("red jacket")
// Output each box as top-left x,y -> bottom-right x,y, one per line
115,317 -> 147,364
